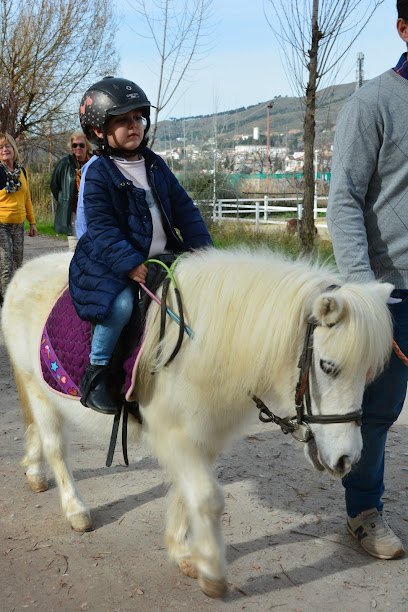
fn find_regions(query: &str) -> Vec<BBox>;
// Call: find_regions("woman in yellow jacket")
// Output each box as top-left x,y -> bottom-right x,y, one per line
0,132 -> 36,304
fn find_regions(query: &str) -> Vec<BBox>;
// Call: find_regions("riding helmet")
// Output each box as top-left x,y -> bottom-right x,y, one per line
79,76 -> 151,143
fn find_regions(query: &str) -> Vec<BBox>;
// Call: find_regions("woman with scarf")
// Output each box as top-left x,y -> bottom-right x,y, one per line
0,132 -> 36,305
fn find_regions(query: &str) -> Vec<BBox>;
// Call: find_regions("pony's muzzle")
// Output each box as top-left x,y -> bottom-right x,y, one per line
304,435 -> 362,476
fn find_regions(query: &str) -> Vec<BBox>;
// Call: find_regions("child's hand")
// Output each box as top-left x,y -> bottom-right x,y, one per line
128,263 -> 148,283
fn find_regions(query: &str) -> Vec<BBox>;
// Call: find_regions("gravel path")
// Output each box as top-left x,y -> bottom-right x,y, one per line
0,235 -> 407,612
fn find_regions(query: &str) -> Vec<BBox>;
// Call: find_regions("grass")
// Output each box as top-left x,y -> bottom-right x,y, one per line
25,218 -> 66,238
209,222 -> 335,264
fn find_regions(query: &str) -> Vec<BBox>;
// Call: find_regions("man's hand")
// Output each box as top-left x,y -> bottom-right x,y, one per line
128,263 -> 148,283
28,224 -> 37,237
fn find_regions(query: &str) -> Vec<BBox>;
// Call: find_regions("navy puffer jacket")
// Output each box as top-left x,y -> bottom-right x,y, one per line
69,147 -> 212,323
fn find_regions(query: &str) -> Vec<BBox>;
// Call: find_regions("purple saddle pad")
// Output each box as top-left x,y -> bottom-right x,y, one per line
40,288 -> 140,398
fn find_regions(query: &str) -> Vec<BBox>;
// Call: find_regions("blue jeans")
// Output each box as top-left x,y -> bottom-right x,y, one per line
90,285 -> 136,365
343,292 -> 408,517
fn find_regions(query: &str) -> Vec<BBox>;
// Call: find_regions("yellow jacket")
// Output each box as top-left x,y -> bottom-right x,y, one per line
0,171 -> 36,225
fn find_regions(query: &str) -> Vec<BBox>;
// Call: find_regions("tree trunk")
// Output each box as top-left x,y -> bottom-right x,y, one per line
300,0 -> 321,253
149,106 -> 160,148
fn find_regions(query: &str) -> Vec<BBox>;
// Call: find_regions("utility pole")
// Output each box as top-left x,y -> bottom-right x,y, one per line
265,101 -> 274,195
356,52 -> 364,90
212,113 -> 218,207
182,118 -> 187,184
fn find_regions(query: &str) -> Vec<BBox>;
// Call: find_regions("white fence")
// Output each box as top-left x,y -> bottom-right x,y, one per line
198,196 -> 328,230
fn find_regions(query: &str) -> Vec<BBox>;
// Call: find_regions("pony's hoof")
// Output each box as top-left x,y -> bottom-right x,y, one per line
198,575 -> 227,599
69,511 -> 93,532
179,559 -> 198,579
27,474 -> 48,493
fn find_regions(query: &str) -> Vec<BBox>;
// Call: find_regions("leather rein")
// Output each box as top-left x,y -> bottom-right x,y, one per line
252,305 -> 362,444
105,257 -> 187,467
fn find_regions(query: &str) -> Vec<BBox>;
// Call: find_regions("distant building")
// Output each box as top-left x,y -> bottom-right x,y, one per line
234,144 -> 287,156
233,144 -> 288,173
155,149 -> 181,161
284,151 -> 304,173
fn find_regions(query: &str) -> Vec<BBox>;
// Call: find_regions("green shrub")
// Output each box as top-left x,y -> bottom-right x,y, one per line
28,170 -> 53,222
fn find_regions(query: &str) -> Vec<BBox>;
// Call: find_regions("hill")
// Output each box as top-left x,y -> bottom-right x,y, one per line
154,82 -> 356,151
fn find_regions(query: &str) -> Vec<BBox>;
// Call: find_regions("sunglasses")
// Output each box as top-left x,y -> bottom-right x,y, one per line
72,143 -> 85,149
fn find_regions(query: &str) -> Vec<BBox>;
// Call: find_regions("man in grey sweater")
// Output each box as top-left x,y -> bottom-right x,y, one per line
327,1 -> 408,560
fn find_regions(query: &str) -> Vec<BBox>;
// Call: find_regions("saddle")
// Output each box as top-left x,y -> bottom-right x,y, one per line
40,291 -> 141,402
40,255 -> 179,465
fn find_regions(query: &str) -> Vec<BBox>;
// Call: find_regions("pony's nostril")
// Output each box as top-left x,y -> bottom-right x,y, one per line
336,455 -> 351,473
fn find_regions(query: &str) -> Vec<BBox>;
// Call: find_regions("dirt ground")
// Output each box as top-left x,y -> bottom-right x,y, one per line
1,235 -> 408,612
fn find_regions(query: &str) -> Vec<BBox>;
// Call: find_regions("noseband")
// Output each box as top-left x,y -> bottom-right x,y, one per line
252,295 -> 363,443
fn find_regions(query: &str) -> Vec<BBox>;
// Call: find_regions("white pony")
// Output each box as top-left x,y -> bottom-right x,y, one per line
2,247 -> 393,599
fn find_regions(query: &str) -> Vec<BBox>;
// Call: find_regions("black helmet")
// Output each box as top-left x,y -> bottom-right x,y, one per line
79,76 -> 151,143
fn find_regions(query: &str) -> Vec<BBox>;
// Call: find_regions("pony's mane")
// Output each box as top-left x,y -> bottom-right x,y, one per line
139,248 -> 337,397
138,247 -> 392,404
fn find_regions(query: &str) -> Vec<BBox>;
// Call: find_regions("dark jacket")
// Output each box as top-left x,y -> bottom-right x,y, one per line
51,154 -> 78,234
69,148 -> 212,323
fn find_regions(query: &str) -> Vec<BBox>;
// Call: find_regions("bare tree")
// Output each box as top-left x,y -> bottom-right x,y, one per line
126,0 -> 214,147
264,0 -> 384,251
0,0 -> 117,139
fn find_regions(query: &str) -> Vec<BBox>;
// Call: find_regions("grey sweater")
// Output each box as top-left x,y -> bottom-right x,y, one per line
327,68 -> 408,288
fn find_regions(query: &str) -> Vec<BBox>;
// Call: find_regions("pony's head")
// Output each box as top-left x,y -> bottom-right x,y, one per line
303,281 -> 393,477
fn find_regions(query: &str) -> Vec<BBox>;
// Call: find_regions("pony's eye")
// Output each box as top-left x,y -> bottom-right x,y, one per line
320,359 -> 340,377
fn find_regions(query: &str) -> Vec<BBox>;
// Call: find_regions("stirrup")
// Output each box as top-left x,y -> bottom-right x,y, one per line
80,365 -> 120,415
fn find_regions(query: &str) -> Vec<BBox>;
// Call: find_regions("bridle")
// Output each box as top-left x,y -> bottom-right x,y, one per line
252,295 -> 363,443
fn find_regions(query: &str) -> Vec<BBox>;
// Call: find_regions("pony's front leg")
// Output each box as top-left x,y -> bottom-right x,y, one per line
154,431 -> 227,599
20,377 -> 92,532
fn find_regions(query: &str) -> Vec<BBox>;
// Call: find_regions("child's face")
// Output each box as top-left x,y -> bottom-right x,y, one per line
94,109 -> 146,155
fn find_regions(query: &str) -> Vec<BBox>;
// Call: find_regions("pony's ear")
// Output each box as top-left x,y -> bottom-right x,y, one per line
312,294 -> 345,327
375,282 -> 394,303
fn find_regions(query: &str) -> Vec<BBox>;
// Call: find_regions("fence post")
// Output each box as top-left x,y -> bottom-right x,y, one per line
263,194 -> 268,221
218,199 -> 223,223
255,201 -> 260,232
314,191 -> 318,220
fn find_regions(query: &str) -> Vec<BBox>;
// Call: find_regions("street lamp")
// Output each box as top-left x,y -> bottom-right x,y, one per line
265,102 -> 274,195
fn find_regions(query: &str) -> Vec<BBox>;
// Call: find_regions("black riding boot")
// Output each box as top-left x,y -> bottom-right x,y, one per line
80,364 -> 121,415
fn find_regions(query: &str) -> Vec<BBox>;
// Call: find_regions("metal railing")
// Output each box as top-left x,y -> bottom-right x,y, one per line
196,195 -> 328,230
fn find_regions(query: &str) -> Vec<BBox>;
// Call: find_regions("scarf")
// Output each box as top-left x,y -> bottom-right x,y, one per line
0,162 -> 23,193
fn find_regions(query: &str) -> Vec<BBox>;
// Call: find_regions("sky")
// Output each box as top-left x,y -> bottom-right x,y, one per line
116,0 -> 402,120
